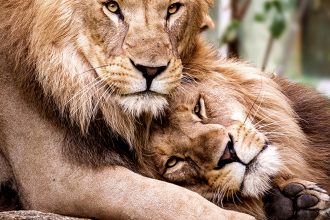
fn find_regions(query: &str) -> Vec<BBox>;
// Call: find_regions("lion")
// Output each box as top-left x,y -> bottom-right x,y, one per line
0,0 -> 254,219
146,57 -> 330,219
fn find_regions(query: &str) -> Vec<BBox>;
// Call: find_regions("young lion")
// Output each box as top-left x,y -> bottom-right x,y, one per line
0,0 -> 254,219
147,59 -> 330,219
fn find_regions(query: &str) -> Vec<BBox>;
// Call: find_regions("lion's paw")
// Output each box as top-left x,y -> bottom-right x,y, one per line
263,179 -> 330,220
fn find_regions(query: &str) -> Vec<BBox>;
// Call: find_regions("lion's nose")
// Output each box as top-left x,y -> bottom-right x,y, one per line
131,60 -> 167,90
215,134 -> 244,170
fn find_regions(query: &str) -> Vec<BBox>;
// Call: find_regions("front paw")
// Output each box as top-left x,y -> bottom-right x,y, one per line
263,179 -> 330,220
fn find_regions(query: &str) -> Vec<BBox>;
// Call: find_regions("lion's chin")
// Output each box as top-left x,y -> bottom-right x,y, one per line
115,93 -> 168,117
241,146 -> 282,198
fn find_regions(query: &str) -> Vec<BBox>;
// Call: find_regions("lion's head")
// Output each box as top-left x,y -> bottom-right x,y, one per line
146,59 -> 315,205
0,0 -> 213,143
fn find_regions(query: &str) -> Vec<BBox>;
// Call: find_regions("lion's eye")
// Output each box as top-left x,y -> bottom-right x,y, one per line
168,3 -> 182,15
166,157 -> 179,168
194,102 -> 201,115
106,1 -> 120,14
193,96 -> 207,119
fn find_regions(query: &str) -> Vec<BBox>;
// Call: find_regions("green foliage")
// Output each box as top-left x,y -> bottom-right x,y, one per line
270,15 -> 286,38
220,0 -> 296,46
221,19 -> 241,44
254,0 -> 290,39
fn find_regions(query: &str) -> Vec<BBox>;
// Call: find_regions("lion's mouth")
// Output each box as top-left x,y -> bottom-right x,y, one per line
214,135 -> 247,170
122,90 -> 164,97
215,136 -> 269,171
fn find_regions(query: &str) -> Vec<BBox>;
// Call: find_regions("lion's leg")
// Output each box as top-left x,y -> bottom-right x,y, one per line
0,83 -> 254,220
264,178 -> 330,220
9,161 -> 255,220
0,152 -> 21,211
2,125 -> 254,220
0,150 -> 13,184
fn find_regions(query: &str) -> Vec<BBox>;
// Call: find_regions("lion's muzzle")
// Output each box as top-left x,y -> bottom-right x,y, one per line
215,134 -> 246,170
130,60 -> 168,91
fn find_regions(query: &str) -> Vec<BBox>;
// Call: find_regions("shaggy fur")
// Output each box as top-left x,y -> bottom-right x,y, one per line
275,78 -> 330,179
0,0 -> 255,219
145,53 -> 330,219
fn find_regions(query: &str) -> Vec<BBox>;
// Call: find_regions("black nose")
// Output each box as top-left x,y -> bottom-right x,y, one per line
215,134 -> 243,170
131,61 -> 167,90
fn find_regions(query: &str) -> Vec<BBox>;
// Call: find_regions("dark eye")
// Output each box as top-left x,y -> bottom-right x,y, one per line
194,102 -> 201,117
106,1 -> 120,14
168,3 -> 182,16
193,96 -> 207,119
166,157 -> 179,168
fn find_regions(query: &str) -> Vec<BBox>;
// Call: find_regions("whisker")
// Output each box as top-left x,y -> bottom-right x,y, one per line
70,78 -> 109,117
64,77 -> 103,107
244,78 -> 264,125
92,83 -> 114,116
77,64 -> 111,76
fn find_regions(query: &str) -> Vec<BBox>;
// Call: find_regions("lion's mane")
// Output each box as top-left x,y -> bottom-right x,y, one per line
0,0 -> 213,169
148,44 -> 330,218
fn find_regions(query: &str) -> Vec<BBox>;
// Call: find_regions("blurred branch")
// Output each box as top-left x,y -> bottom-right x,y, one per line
228,0 -> 252,58
258,0 -> 288,71
236,0 -> 252,20
231,0 -> 252,20
276,0 -> 310,75
262,37 -> 274,71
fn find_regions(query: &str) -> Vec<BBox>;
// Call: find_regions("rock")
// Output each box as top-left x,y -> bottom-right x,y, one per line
0,211 -> 89,220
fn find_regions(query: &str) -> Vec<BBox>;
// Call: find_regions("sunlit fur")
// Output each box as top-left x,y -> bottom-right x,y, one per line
0,0 -> 212,146
146,51 -> 330,219
0,0 -> 220,214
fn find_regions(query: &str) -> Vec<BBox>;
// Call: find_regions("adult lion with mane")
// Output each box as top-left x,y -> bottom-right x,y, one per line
0,0 -> 254,219
146,53 -> 330,219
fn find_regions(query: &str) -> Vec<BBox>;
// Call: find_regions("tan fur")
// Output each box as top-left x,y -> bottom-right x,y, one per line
0,0 -> 255,219
146,54 -> 330,219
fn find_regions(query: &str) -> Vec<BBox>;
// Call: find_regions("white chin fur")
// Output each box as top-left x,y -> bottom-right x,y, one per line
242,146 -> 282,198
116,94 -> 168,117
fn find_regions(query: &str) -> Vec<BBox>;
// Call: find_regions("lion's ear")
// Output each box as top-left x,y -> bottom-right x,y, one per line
201,14 -> 215,31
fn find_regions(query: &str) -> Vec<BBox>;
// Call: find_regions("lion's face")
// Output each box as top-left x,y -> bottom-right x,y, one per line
148,81 -> 282,202
26,0 -> 211,132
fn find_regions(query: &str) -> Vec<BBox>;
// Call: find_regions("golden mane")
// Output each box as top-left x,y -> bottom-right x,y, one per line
0,0 -> 213,159
0,1 -> 259,219
146,44 -> 330,218
178,43 -> 328,184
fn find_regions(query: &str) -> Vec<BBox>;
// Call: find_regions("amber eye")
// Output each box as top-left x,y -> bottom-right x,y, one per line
106,1 -> 120,13
168,3 -> 182,15
166,157 -> 178,168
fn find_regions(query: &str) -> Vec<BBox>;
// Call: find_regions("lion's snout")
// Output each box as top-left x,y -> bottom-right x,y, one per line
215,134 -> 245,170
130,60 -> 168,90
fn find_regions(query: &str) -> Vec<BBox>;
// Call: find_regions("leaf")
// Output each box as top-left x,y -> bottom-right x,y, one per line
264,1 -> 273,12
272,0 -> 283,13
220,20 -> 241,44
270,15 -> 286,39
254,13 -> 266,22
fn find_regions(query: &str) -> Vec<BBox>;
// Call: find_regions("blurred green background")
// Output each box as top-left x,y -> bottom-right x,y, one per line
204,0 -> 330,97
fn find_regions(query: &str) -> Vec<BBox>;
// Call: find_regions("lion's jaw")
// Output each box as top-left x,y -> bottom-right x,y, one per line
16,0 -> 211,134
204,122 -> 282,198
